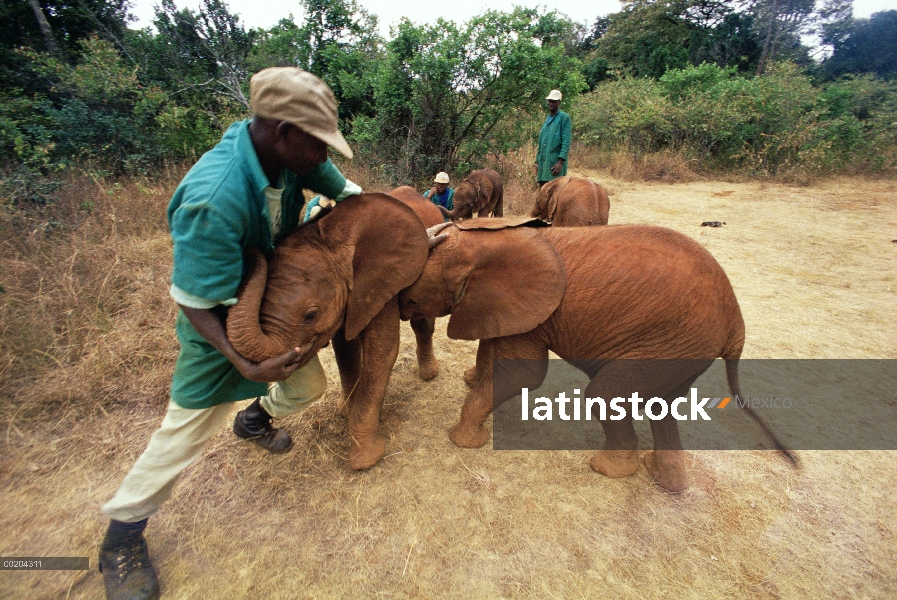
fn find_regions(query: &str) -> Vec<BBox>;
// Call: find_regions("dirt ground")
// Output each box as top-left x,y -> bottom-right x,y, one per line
2,174 -> 896,599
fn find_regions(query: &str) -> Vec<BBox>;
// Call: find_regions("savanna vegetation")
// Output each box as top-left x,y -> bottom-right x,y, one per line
2,1 -> 896,597
2,0 -> 896,202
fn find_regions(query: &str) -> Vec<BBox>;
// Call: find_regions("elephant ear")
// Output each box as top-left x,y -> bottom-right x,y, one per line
445,222 -> 565,340
317,194 -> 429,340
469,173 -> 493,213
541,178 -> 563,220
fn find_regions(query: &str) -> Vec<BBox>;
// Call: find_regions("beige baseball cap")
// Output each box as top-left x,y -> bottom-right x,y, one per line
434,172 -> 450,183
250,67 -> 353,159
546,89 -> 563,101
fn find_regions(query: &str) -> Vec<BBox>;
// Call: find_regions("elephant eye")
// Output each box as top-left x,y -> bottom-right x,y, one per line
304,309 -> 319,323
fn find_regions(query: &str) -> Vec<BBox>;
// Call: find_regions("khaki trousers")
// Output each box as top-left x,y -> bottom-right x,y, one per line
102,355 -> 326,523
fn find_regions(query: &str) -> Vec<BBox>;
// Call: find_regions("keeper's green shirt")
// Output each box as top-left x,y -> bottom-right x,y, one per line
167,119 -> 356,408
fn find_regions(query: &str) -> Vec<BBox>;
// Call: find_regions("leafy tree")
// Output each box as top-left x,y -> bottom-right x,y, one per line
593,0 -> 759,78
146,0 -> 255,108
573,17 -> 613,89
368,8 -> 586,182
1,0 -> 130,59
3,37 -> 168,174
820,11 -> 897,80
740,0 -> 815,74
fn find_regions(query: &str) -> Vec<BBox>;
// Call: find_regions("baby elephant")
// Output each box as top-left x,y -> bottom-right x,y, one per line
438,168 -> 504,221
532,176 -> 609,226
399,218 -> 793,492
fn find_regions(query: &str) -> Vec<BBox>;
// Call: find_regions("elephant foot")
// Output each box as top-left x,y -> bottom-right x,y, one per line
449,421 -> 490,448
348,434 -> 386,470
589,449 -> 639,479
417,356 -> 439,381
643,450 -> 688,493
463,366 -> 479,388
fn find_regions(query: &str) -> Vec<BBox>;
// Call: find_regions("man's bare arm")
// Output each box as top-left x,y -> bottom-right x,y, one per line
178,305 -> 303,382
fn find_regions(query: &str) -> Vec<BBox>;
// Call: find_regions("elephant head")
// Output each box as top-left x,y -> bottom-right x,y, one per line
530,176 -> 567,221
531,176 -> 610,226
399,218 -> 563,341
438,168 -> 504,221
227,194 -> 430,366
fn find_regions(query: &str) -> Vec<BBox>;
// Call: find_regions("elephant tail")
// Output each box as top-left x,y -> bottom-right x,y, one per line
725,358 -> 799,467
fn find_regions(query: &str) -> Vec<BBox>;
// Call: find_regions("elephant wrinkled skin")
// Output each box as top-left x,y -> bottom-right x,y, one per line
226,194 -> 431,470
399,219 -> 794,492
531,176 -> 610,226
439,168 -> 504,221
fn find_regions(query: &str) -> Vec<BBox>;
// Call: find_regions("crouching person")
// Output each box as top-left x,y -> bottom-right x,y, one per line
98,67 -> 361,600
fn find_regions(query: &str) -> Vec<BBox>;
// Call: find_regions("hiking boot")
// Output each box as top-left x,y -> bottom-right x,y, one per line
98,523 -> 160,600
232,397 -> 293,453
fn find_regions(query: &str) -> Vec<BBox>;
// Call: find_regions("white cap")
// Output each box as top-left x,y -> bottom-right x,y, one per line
545,89 -> 562,101
434,172 -> 450,183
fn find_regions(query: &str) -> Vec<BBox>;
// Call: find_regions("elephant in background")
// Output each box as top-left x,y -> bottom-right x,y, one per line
387,186 -> 445,381
438,168 -> 503,221
399,219 -> 794,492
227,194 -> 431,470
531,176 -> 609,226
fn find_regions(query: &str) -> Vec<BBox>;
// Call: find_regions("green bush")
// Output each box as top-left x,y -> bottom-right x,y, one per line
573,62 -> 897,175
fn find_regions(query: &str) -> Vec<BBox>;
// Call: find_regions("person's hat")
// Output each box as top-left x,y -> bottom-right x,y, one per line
434,172 -> 450,183
545,89 -> 563,101
250,67 -> 353,159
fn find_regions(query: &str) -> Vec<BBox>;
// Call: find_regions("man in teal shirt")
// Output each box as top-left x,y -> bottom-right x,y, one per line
97,68 -> 361,600
535,89 -> 572,186
423,171 -> 454,211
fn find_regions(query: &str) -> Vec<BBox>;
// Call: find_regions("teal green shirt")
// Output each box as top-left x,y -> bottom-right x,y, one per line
422,188 -> 454,211
167,119 -> 352,409
536,110 -> 572,182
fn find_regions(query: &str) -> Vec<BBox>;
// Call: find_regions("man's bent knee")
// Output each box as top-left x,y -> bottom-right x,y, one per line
260,355 -> 328,418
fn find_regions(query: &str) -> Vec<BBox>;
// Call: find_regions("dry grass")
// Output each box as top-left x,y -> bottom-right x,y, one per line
1,166 -> 896,599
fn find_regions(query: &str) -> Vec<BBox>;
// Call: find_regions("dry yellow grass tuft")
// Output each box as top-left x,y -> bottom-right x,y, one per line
1,167 -> 895,599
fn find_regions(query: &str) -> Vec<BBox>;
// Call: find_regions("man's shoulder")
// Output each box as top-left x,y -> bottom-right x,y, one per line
170,121 -> 262,215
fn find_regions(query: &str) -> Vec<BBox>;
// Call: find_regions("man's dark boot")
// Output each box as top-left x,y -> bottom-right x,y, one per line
233,397 -> 293,453
98,519 -> 160,600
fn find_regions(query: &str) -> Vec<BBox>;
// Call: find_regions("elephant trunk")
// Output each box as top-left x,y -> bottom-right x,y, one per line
226,248 -> 289,363
439,204 -> 466,221
438,205 -> 454,220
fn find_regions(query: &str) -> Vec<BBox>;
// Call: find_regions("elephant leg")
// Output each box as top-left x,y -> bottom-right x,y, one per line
463,340 -> 491,388
331,329 -> 362,418
642,362 -> 711,492
450,335 -> 548,448
586,359 -> 711,491
583,361 -> 641,480
410,316 -> 439,381
463,366 -> 478,388
346,298 -> 401,470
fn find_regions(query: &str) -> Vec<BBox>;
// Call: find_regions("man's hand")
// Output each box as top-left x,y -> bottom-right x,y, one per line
302,196 -> 336,224
429,186 -> 438,197
179,304 -> 308,384
238,347 -> 305,382
551,159 -> 564,176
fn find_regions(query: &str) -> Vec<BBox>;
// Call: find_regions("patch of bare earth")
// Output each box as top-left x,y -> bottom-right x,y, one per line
2,175 -> 896,599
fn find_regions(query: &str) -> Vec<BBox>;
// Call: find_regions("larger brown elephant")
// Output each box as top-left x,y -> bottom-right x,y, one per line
531,176 -> 610,226
399,219 -> 794,492
227,194 -> 432,471
439,168 -> 504,221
